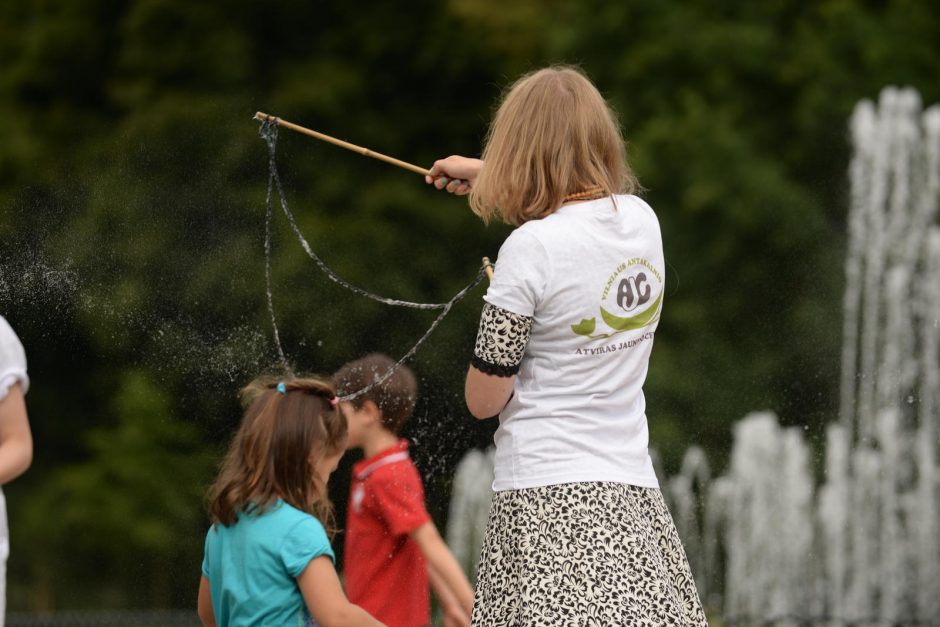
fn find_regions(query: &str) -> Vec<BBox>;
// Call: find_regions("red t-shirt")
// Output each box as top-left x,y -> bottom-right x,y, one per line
344,440 -> 431,627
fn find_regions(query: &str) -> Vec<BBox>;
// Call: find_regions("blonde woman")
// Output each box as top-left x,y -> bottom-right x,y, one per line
427,67 -> 708,625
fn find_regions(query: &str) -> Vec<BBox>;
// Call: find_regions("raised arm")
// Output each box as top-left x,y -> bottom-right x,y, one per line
298,555 -> 385,627
425,156 -> 483,195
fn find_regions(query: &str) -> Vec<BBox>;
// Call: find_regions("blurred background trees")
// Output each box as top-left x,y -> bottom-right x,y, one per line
1,0 -> 938,610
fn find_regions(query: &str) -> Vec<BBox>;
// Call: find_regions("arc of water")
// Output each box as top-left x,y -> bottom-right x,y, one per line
256,118 -> 488,397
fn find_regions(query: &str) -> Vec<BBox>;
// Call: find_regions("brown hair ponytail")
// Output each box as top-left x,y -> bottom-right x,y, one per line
207,375 -> 347,535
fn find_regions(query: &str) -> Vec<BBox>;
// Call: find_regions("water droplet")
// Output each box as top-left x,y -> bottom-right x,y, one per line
907,395 -> 915,404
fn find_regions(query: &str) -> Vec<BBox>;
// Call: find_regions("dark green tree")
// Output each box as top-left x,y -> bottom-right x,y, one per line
1,0 -> 938,610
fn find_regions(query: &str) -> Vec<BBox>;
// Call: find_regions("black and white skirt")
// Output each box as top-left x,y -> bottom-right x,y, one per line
471,482 -> 708,626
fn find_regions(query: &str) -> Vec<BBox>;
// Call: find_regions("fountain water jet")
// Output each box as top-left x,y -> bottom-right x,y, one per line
672,86 -> 940,624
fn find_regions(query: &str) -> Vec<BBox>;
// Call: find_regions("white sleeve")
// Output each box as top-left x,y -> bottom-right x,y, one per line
483,228 -> 550,317
0,316 -> 29,400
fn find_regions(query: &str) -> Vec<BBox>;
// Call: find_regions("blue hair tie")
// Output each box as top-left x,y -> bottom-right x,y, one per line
276,382 -> 287,395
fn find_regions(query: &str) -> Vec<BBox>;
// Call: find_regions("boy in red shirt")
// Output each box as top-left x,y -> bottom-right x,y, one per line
334,354 -> 474,627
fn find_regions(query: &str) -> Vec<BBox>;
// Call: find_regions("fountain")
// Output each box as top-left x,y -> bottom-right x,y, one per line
447,87 -> 940,625
445,447 -> 494,584
668,86 -> 940,625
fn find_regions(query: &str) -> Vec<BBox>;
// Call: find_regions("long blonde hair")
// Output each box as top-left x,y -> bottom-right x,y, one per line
469,66 -> 639,226
207,375 -> 347,535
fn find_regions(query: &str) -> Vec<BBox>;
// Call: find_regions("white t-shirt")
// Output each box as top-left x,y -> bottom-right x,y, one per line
0,315 -> 27,614
0,316 -> 28,401
484,195 -> 664,491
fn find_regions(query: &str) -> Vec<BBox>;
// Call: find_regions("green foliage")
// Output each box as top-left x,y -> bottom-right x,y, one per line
10,370 -> 216,607
1,0 -> 938,610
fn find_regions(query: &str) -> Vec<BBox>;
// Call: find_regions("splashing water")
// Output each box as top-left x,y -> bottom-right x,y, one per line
256,118 -> 488,400
0,246 -> 274,385
0,248 -> 80,317
446,87 -> 940,625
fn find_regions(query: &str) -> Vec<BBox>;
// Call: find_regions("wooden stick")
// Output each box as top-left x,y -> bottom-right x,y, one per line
482,257 -> 494,282
255,112 -> 430,177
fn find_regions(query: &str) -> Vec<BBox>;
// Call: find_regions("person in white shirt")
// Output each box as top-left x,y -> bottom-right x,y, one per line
0,316 -> 33,624
427,66 -> 707,626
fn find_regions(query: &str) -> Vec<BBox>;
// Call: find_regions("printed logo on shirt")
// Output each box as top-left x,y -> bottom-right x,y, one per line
351,483 -> 365,514
570,257 -> 663,340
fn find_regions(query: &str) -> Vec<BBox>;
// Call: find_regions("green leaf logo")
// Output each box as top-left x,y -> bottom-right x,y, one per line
570,317 -> 596,336
599,290 -> 663,331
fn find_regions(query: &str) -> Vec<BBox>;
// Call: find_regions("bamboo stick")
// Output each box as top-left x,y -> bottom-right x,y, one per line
254,112 -> 430,177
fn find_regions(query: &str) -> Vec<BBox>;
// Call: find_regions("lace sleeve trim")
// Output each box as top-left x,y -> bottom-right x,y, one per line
471,303 -> 533,378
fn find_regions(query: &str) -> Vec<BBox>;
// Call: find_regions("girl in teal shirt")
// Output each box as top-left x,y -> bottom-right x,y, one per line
198,375 -> 384,627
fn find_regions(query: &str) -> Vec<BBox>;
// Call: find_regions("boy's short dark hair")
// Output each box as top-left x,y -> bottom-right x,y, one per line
333,353 -> 417,434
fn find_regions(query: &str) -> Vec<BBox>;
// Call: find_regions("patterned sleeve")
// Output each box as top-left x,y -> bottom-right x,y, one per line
470,303 -> 533,377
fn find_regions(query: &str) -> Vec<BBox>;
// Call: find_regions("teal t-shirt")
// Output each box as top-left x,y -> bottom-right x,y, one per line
202,500 -> 335,627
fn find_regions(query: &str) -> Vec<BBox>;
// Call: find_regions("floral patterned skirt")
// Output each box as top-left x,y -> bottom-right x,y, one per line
471,482 -> 708,627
